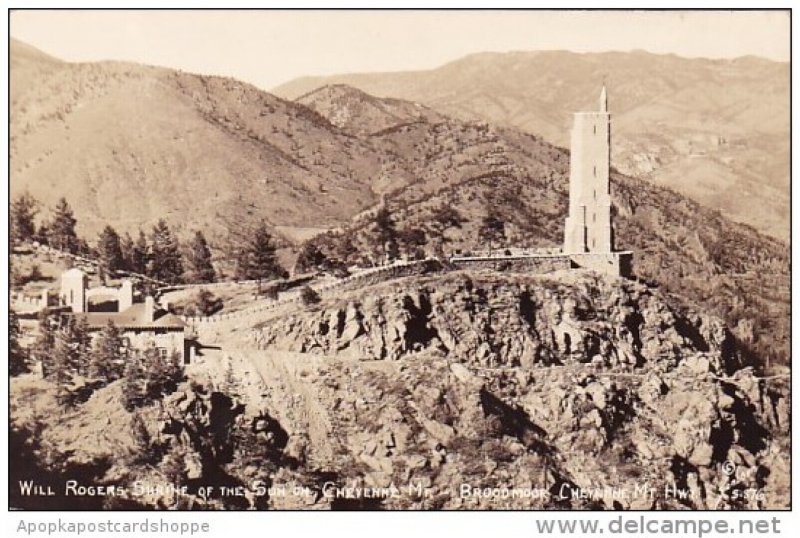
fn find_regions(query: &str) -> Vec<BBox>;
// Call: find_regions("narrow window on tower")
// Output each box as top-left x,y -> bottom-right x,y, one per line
593,213 -> 596,223
593,166 -> 596,177
593,125 -> 596,135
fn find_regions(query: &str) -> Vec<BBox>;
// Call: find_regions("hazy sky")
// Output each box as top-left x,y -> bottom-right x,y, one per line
10,10 -> 790,90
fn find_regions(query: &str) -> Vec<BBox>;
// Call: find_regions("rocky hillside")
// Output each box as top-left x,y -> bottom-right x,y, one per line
12,272 -> 788,509
240,272 -> 789,509
275,50 -> 789,240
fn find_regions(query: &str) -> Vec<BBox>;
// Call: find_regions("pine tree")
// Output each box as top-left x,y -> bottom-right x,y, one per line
149,219 -> 184,284
221,359 -> 240,397
193,288 -> 222,316
10,191 -> 39,245
9,310 -> 29,376
479,209 -> 506,252
130,230 -> 149,275
34,221 -> 50,246
129,412 -> 155,465
371,206 -> 399,262
89,320 -> 124,383
141,345 -> 183,403
398,227 -> 427,259
429,204 -> 463,254
334,234 -> 358,267
140,345 -> 161,402
122,350 -> 146,411
119,232 -> 135,272
235,221 -> 284,291
48,198 -> 79,253
184,230 -> 216,283
51,316 -> 90,406
35,312 -> 57,378
162,443 -> 190,488
72,316 -> 92,376
295,242 -> 329,274
432,204 -> 464,230
96,225 -> 124,281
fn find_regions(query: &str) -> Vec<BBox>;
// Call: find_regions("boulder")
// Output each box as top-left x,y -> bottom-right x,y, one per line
420,417 -> 455,446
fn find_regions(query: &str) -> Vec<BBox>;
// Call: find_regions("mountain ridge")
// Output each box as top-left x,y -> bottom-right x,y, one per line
273,49 -> 789,241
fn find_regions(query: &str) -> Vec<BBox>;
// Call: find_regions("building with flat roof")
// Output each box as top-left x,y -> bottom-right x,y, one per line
60,268 -> 192,363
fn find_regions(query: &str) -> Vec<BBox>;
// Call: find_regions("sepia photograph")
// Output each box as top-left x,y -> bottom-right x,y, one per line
6,7 -> 791,515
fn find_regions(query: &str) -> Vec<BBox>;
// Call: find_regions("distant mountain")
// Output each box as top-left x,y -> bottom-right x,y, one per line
274,50 -> 790,241
296,84 -> 446,136
9,40 -> 789,367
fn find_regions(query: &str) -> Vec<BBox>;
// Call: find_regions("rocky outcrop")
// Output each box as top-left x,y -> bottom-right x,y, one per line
11,271 -> 787,510
224,351 -> 786,509
233,271 -> 788,509
251,272 -> 743,373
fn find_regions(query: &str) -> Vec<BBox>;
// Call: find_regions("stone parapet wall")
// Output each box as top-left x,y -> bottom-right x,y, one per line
182,258 -> 442,325
450,251 -> 634,278
450,255 -> 572,274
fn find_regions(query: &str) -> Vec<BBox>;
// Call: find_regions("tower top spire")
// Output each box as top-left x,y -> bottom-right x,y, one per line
599,85 -> 607,112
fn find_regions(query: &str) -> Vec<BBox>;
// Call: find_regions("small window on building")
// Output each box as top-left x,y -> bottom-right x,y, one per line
593,125 -> 596,135
593,166 -> 596,177
158,347 -> 168,359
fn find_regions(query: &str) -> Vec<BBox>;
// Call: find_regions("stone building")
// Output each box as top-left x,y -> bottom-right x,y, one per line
60,268 -> 192,363
60,267 -> 133,313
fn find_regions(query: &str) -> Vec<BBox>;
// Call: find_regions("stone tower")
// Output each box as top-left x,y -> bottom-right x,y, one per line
60,267 -> 88,313
563,86 -> 614,254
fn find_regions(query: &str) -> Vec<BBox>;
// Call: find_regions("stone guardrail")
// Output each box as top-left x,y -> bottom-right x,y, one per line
26,240 -> 506,325
452,247 -> 562,259
158,279 -> 263,293
181,258 -> 440,325
33,243 -> 99,271
157,272 -> 316,294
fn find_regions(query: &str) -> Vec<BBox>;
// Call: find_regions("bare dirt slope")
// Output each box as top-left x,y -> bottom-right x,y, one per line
10,39 -> 390,237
